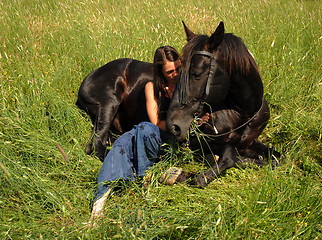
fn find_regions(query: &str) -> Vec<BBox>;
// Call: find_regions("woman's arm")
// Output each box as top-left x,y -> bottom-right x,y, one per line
145,82 -> 166,131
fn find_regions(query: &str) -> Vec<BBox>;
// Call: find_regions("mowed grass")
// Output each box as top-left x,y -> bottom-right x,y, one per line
0,0 -> 321,239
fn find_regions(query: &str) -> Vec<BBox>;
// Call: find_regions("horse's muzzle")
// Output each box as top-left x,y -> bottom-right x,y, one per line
170,124 -> 181,137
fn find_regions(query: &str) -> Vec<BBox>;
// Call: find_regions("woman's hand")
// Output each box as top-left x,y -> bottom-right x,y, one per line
201,113 -> 210,124
196,113 -> 210,126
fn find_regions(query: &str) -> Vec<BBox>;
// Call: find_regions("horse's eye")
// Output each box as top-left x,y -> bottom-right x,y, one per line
191,71 -> 202,80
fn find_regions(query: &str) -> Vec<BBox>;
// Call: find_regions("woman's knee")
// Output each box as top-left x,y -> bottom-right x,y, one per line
135,122 -> 158,136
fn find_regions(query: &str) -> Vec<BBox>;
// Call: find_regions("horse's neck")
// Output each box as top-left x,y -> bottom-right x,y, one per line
226,74 -> 263,117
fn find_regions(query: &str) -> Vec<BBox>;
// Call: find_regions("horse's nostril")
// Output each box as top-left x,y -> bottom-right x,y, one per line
171,125 -> 181,136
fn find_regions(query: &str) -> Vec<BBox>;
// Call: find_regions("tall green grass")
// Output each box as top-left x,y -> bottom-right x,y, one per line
0,0 -> 321,239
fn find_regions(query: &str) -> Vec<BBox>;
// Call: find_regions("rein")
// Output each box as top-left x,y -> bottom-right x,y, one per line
188,50 -> 264,138
193,99 -> 264,138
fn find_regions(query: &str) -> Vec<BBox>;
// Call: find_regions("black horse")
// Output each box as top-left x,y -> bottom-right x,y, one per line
166,22 -> 282,188
76,59 -> 153,161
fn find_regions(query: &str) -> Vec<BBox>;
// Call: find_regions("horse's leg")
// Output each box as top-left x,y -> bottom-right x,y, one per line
93,102 -> 121,162
233,98 -> 282,167
238,139 -> 282,168
79,102 -> 111,159
188,144 -> 238,188
85,119 -> 97,155
76,98 -> 98,156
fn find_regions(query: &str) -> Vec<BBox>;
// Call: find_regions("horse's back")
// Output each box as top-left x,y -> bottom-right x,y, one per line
76,57 -> 154,132
76,58 -> 153,110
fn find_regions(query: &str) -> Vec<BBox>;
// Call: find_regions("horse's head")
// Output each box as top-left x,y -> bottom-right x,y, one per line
166,21 -> 230,141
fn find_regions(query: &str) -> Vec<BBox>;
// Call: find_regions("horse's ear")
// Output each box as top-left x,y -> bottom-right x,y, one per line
182,21 -> 196,42
208,21 -> 225,50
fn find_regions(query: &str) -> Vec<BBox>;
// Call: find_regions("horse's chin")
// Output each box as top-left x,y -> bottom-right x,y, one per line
176,134 -> 187,142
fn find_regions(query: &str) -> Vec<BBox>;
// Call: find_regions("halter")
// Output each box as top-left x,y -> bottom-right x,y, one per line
189,50 -> 217,118
178,50 -> 217,106
187,51 -> 264,138
193,50 -> 217,100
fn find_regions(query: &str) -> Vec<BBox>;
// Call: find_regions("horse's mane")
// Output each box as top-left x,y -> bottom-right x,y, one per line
220,33 -> 259,75
178,33 -> 259,104
182,33 -> 259,75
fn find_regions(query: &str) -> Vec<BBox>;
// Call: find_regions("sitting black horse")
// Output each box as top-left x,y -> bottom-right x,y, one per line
166,22 -> 282,188
76,59 -> 153,161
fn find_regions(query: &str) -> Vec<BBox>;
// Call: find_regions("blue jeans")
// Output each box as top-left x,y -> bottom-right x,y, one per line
94,122 -> 171,202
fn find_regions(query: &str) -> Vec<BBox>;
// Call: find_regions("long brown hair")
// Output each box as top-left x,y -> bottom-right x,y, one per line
153,46 -> 181,108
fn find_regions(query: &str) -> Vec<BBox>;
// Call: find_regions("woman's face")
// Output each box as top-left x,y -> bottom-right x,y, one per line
162,59 -> 181,84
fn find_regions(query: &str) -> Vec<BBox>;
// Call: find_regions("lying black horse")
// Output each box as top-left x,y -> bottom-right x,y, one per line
166,22 -> 282,187
77,59 -> 153,161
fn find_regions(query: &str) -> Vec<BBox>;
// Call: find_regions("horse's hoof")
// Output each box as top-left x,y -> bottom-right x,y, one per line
93,149 -> 106,162
94,143 -> 108,162
236,156 -> 259,168
159,167 -> 196,185
85,142 -> 93,155
188,174 -> 209,188
159,167 -> 184,185
271,151 -> 283,168
97,154 -> 105,162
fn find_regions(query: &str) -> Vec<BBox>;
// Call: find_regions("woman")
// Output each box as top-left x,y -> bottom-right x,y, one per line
89,46 -> 208,224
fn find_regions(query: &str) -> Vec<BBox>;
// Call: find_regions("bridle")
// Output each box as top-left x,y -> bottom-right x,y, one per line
186,50 -> 263,138
192,50 -> 218,98
178,50 -> 217,106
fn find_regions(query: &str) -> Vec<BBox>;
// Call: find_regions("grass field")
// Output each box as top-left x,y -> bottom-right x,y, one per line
0,0 -> 321,239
